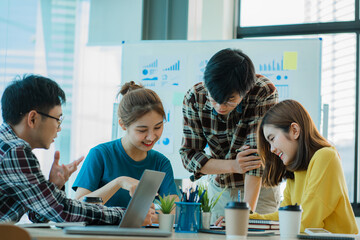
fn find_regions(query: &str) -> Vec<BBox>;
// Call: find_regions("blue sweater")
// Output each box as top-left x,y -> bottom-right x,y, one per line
73,139 -> 177,207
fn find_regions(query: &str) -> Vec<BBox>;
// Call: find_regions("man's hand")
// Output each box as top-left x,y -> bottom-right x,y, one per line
233,146 -> 261,174
49,151 -> 84,189
142,203 -> 156,226
117,177 -> 140,197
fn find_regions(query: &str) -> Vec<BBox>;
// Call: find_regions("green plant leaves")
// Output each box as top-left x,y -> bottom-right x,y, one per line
197,183 -> 226,212
155,195 -> 176,214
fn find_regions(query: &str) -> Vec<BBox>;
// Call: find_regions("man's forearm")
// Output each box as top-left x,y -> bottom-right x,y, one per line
76,178 -> 122,204
243,175 -> 261,211
200,158 -> 235,174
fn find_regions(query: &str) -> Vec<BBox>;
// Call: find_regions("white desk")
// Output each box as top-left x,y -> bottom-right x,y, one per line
26,228 -> 286,240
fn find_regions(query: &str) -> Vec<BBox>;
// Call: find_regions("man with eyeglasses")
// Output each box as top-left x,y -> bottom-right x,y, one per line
180,48 -> 281,224
0,74 -> 154,225
37,111 -> 64,129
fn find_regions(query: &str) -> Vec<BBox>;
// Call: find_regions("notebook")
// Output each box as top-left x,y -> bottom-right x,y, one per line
17,221 -> 86,228
199,228 -> 276,236
64,170 -> 171,237
248,219 -> 279,230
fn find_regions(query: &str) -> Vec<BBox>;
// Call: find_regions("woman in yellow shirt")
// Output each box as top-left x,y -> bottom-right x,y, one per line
252,99 -> 358,234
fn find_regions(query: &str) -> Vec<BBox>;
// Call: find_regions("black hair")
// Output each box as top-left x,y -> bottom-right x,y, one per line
1,74 -> 66,125
117,81 -> 165,127
257,100 -> 331,187
204,48 -> 256,104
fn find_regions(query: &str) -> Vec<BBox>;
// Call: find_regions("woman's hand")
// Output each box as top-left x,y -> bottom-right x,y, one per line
142,203 -> 156,226
117,176 -> 140,197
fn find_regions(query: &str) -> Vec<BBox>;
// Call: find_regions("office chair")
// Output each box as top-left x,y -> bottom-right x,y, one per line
0,224 -> 31,240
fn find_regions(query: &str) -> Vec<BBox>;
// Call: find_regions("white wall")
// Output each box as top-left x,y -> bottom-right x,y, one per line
188,0 -> 237,40
88,0 -> 143,45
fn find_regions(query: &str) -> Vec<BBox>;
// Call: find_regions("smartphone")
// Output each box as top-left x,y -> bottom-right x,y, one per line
145,224 -> 159,228
305,228 -> 331,235
304,228 -> 356,239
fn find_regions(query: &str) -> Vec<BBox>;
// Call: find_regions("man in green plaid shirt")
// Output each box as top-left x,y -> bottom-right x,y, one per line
180,49 -> 281,223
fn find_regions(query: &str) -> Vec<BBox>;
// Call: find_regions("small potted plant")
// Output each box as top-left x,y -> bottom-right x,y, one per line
155,194 -> 176,232
197,183 -> 226,229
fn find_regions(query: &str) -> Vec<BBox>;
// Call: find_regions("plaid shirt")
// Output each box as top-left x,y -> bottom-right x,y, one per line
0,122 -> 125,224
180,75 -> 278,188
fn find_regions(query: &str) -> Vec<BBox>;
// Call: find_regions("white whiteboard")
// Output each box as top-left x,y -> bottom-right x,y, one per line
119,39 -> 322,179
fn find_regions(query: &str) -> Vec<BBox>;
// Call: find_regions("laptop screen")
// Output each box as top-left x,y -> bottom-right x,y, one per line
118,169 -> 165,228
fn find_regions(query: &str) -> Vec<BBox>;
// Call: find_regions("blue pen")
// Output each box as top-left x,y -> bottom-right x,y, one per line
198,189 -> 206,203
190,187 -> 195,202
179,186 -> 184,199
190,188 -> 195,202
178,186 -> 183,201
194,186 -> 199,202
194,189 -> 199,202
179,186 -> 183,194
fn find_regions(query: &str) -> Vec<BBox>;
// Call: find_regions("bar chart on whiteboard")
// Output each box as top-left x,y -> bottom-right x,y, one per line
258,57 -> 292,100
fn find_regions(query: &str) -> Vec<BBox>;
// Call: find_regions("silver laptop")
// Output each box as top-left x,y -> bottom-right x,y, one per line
64,170 -> 171,237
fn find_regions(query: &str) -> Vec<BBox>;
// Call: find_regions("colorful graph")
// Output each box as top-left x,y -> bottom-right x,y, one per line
142,59 -> 159,81
142,77 -> 158,81
155,136 -> 171,147
144,59 -> 158,68
259,59 -> 283,71
162,138 -> 170,145
276,84 -> 289,99
164,60 -> 180,71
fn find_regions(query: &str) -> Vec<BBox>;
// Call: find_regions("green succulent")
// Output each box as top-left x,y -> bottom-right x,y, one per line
155,195 -> 176,214
198,183 -> 226,212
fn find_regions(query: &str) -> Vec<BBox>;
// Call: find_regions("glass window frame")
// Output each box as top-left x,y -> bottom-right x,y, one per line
237,0 -> 360,215
239,0 -> 355,27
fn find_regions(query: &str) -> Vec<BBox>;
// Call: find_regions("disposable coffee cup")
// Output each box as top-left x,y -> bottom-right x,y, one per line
278,204 -> 302,239
225,202 -> 249,239
83,197 -> 103,205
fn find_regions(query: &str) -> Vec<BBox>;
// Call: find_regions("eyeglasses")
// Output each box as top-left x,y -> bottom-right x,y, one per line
37,111 -> 64,129
207,94 -> 239,107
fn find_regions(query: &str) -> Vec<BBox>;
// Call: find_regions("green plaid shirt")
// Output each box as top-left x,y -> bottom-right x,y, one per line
180,75 -> 278,188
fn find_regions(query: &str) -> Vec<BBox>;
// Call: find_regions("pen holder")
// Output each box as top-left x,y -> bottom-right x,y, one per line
174,202 -> 201,233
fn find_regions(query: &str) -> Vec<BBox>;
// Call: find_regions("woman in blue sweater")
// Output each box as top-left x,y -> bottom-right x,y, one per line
73,82 -> 178,212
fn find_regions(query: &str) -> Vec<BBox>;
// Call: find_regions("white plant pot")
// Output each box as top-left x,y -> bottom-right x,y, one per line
159,213 -> 175,232
202,212 -> 211,229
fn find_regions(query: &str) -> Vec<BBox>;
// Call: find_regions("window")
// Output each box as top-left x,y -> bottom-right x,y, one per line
320,33 -> 356,200
238,0 -> 360,213
0,0 -> 119,199
240,0 -> 355,26
0,0 -> 77,187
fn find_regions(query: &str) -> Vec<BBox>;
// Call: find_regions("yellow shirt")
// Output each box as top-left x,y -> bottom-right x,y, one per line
251,147 -> 358,234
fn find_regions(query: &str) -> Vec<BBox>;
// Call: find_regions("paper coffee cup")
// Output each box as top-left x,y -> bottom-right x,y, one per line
278,204 -> 302,239
225,202 -> 249,239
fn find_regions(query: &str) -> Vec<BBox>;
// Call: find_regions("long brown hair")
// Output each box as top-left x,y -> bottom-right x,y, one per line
117,81 -> 165,127
257,100 -> 330,187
